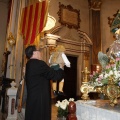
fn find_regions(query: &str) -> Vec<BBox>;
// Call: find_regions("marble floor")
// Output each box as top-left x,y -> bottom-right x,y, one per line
51,104 -> 58,120
0,103 -> 57,120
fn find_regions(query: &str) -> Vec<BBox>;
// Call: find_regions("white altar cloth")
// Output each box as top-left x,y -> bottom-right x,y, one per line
76,100 -> 120,120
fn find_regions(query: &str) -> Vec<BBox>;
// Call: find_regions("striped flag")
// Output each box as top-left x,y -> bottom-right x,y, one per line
20,0 -> 48,46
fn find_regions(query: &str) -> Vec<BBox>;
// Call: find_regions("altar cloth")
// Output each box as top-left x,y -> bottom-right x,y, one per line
76,100 -> 120,120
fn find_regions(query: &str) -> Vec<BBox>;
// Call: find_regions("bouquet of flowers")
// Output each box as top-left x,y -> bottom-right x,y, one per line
89,57 -> 120,87
55,98 -> 74,117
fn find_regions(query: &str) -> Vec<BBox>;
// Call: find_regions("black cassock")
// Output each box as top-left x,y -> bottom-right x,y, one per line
25,59 -> 64,120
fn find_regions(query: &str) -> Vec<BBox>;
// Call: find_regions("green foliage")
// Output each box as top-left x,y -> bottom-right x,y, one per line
57,106 -> 68,117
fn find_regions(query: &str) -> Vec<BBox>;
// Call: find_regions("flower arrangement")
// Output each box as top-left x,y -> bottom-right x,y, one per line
89,57 -> 120,87
55,98 -> 74,118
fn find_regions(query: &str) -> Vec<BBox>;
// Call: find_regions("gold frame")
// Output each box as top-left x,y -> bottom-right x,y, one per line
108,10 -> 119,27
57,2 -> 80,29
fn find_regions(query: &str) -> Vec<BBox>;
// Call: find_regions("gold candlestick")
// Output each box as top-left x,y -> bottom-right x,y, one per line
80,67 -> 91,100
82,67 -> 90,82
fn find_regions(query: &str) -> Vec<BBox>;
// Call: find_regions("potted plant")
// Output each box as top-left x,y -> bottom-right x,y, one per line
55,98 -> 74,120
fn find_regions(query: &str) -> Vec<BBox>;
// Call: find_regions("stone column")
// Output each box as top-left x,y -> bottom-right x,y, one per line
6,81 -> 17,120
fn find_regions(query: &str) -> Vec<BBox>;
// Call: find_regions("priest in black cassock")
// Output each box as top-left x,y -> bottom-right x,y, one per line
25,45 -> 64,120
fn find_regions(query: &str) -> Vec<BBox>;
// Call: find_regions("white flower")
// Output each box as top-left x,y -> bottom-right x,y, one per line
69,98 -> 74,102
95,78 -> 98,82
62,99 -> 69,106
109,70 -> 114,76
104,73 -> 109,78
114,71 -> 119,78
55,98 -> 75,110
90,56 -> 120,86
62,99 -> 68,103
60,102 -> 67,110
55,103 -> 59,107
55,101 -> 61,107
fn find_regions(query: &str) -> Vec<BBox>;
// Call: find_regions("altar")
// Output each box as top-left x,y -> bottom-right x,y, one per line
76,100 -> 120,120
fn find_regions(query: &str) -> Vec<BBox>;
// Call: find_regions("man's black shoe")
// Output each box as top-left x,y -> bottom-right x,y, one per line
58,91 -> 66,96
53,90 -> 58,97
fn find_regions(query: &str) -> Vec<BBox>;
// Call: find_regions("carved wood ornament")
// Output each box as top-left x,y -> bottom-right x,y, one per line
57,2 -> 80,29
88,0 -> 102,11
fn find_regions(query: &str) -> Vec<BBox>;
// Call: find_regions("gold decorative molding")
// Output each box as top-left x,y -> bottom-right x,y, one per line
7,32 -> 16,46
88,0 -> 102,11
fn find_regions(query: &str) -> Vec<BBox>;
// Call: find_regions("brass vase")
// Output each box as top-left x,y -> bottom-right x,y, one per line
96,75 -> 120,106
103,76 -> 120,106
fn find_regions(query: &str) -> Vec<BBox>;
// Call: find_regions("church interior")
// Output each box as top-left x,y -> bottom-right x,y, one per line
0,0 -> 120,120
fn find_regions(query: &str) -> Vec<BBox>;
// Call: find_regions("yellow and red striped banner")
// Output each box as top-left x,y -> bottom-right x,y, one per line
20,0 -> 48,46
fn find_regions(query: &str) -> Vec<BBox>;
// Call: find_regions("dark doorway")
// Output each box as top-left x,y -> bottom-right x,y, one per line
63,56 -> 77,100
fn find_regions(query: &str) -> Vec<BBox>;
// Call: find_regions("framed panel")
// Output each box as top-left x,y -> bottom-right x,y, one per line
57,2 -> 80,29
